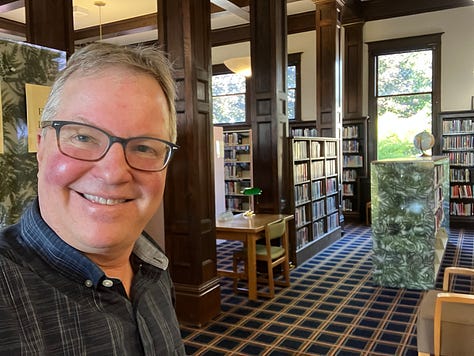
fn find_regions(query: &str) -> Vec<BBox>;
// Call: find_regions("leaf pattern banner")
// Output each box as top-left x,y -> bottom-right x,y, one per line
371,156 -> 450,290
0,39 -> 65,227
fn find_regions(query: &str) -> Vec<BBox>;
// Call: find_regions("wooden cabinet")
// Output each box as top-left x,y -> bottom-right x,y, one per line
371,157 -> 449,289
289,136 -> 342,266
439,110 -> 474,226
223,129 -> 254,213
342,117 -> 368,220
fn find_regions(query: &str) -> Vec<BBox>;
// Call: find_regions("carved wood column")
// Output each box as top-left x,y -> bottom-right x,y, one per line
249,0 -> 289,214
24,0 -> 74,56
343,21 -> 364,119
314,0 -> 343,137
158,0 -> 221,326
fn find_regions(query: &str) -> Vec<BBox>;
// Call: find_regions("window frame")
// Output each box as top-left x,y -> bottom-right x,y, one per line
367,33 -> 442,163
212,53 -> 302,128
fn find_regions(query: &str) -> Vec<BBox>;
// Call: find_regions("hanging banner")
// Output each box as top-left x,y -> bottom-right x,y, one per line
25,83 -> 51,152
0,82 -> 3,154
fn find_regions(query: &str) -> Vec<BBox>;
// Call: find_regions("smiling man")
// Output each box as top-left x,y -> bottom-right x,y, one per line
0,43 -> 186,355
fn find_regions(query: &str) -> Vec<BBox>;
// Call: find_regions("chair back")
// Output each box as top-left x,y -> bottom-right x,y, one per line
266,219 -> 286,242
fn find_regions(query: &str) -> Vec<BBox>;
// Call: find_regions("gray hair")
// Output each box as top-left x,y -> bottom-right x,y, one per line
41,42 -> 177,143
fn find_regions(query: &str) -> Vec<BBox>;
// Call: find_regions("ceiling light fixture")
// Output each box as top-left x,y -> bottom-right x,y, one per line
94,1 -> 106,41
224,56 -> 252,77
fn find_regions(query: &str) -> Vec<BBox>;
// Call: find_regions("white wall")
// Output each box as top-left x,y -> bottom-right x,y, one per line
363,6 -> 474,112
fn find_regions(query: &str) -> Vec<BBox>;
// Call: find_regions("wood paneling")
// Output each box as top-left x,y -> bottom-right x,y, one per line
159,0 -> 221,327
250,0 -> 289,214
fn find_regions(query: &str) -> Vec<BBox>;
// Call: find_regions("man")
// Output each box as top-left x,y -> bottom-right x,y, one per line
0,43 -> 186,355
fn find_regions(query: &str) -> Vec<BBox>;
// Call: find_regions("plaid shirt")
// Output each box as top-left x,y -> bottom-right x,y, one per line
0,200 -> 186,355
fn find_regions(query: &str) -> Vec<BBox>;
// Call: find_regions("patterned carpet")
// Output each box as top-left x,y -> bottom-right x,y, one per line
180,223 -> 474,355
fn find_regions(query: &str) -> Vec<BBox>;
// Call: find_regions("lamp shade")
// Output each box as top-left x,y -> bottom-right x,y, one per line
224,56 -> 251,77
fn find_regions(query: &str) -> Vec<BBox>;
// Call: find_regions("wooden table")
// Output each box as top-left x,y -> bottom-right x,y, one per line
215,213 -> 294,300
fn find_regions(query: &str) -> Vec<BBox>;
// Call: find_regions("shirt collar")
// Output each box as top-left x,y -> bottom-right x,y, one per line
20,199 -> 168,287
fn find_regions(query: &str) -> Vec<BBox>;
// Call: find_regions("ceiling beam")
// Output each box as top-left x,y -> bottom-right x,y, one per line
210,0 -> 249,22
0,0 -> 23,12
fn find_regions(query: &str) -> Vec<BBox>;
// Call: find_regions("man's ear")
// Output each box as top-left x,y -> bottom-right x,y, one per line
36,128 -> 44,162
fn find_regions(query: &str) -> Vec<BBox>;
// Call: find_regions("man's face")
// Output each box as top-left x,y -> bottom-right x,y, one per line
37,68 -> 171,259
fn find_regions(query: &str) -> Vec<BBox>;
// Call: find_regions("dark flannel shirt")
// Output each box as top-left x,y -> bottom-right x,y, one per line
0,199 -> 186,355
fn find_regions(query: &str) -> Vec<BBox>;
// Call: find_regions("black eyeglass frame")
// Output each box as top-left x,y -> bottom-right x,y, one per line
40,120 -> 179,172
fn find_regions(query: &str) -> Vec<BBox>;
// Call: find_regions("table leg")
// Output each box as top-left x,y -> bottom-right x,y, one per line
246,233 -> 258,300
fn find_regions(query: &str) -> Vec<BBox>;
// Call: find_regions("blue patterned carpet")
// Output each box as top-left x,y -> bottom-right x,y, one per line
180,223 -> 474,355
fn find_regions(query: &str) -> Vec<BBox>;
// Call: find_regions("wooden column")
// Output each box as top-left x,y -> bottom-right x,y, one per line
343,21 -> 364,119
158,0 -> 221,327
249,0 -> 289,214
24,0 -> 74,56
314,0 -> 343,137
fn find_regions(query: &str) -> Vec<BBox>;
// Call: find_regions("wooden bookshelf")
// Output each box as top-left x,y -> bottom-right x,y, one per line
223,129 -> 254,213
289,136 -> 342,266
439,110 -> 474,226
342,117 -> 368,221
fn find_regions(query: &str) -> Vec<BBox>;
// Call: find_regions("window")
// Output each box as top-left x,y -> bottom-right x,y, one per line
288,52 -> 301,121
212,53 -> 301,125
368,34 -> 441,161
212,72 -> 247,124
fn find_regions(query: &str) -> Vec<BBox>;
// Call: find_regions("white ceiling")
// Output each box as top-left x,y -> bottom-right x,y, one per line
0,0 -> 316,44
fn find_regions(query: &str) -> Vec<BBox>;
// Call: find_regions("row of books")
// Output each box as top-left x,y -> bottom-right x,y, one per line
292,140 -> 323,160
224,132 -> 249,145
295,181 -> 327,203
225,198 -> 249,211
343,125 -> 359,139
447,152 -> 474,166
327,177 -> 338,195
342,199 -> 353,211
295,219 -> 326,250
312,200 -> 325,219
443,135 -> 474,150
450,168 -> 470,182
343,155 -> 363,168
294,163 -> 308,183
327,196 -> 337,213
294,183 -> 310,205
451,184 -> 474,199
224,165 -> 251,179
342,140 -> 360,153
291,128 -> 318,137
326,159 -> 337,176
225,181 -> 251,195
311,161 -> 324,179
295,205 -> 308,227
224,151 -> 250,161
450,202 -> 474,216
343,169 -> 357,182
343,183 -> 354,195
325,141 -> 337,156
327,212 -> 339,231
442,119 -> 474,133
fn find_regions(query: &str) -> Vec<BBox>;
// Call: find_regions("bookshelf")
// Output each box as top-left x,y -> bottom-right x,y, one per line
371,157 -> 449,289
342,117 -> 368,221
439,110 -> 474,226
223,129 -> 253,213
289,121 -> 318,138
289,136 -> 342,266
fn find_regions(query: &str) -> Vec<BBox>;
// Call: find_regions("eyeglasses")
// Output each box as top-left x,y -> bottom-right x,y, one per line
40,121 -> 179,172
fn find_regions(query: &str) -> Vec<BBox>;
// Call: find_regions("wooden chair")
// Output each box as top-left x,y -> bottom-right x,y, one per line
417,266 -> 474,356
232,218 -> 290,298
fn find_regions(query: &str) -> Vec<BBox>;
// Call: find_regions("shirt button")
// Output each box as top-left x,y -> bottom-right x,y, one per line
84,280 -> 93,288
102,279 -> 114,288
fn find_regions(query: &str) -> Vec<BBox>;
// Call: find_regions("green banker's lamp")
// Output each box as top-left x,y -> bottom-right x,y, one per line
241,187 -> 262,217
